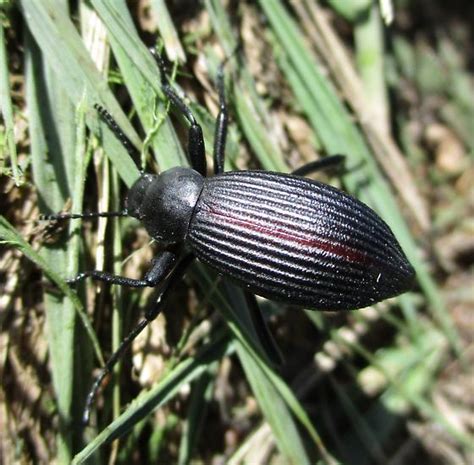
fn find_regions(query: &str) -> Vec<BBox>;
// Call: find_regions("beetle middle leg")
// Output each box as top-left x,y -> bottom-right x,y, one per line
213,62 -> 229,175
292,154 -> 346,177
67,250 -> 177,288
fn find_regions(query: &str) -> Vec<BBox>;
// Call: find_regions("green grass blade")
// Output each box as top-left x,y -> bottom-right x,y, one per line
72,331 -> 229,464
235,341 -> 312,465
0,20 -> 22,184
100,2 -> 187,171
20,0 -> 139,187
150,0 -> 186,63
24,28 -> 78,461
205,0 -> 288,172
354,2 -> 390,135
190,267 -> 336,463
178,370 -> 215,465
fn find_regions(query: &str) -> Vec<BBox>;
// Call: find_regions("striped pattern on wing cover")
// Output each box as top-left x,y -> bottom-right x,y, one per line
188,171 -> 414,310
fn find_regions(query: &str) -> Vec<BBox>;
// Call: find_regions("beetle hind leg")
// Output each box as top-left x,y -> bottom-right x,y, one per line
292,154 -> 346,177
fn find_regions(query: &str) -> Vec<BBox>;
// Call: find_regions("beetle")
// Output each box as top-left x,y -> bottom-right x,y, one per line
44,49 -> 415,424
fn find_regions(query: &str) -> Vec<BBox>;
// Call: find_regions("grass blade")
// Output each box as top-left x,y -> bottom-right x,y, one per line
72,331 -> 229,464
0,20 -> 22,184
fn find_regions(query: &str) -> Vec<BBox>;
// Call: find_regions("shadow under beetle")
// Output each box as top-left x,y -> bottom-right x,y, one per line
44,49 -> 415,424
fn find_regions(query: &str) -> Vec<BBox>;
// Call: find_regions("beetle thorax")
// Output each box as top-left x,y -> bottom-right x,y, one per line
126,167 -> 204,245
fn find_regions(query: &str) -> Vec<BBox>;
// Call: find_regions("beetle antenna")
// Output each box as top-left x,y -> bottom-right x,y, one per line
40,210 -> 128,222
94,104 -> 139,160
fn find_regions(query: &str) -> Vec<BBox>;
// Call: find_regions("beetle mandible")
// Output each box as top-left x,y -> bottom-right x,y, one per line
45,49 -> 415,424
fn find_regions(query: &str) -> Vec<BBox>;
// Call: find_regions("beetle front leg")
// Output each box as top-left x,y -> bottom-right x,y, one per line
67,250 -> 177,288
150,49 -> 207,176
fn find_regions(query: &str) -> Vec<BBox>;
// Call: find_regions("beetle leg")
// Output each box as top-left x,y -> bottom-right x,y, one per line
82,253 -> 194,425
67,250 -> 177,288
213,63 -> 228,175
244,291 -> 283,367
150,49 -> 207,176
292,154 -> 346,177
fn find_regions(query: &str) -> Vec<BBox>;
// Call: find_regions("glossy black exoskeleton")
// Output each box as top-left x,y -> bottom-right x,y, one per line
44,50 -> 415,424
126,166 -> 414,311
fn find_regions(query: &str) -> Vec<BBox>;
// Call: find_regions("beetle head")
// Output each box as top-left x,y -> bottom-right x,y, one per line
126,167 -> 204,246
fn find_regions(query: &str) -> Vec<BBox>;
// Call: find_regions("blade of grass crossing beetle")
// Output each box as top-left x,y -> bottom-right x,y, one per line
261,359 -> 337,463
258,0 -> 461,355
188,265 -> 279,368
236,342 -> 340,465
190,262 -> 323,461
189,266 -> 336,463
20,0 -> 140,186
72,331 -> 230,463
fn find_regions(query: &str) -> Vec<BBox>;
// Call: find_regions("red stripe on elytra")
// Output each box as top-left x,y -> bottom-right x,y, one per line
205,205 -> 370,265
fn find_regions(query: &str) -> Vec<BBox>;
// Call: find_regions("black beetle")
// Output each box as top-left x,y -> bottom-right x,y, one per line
44,50 -> 415,423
